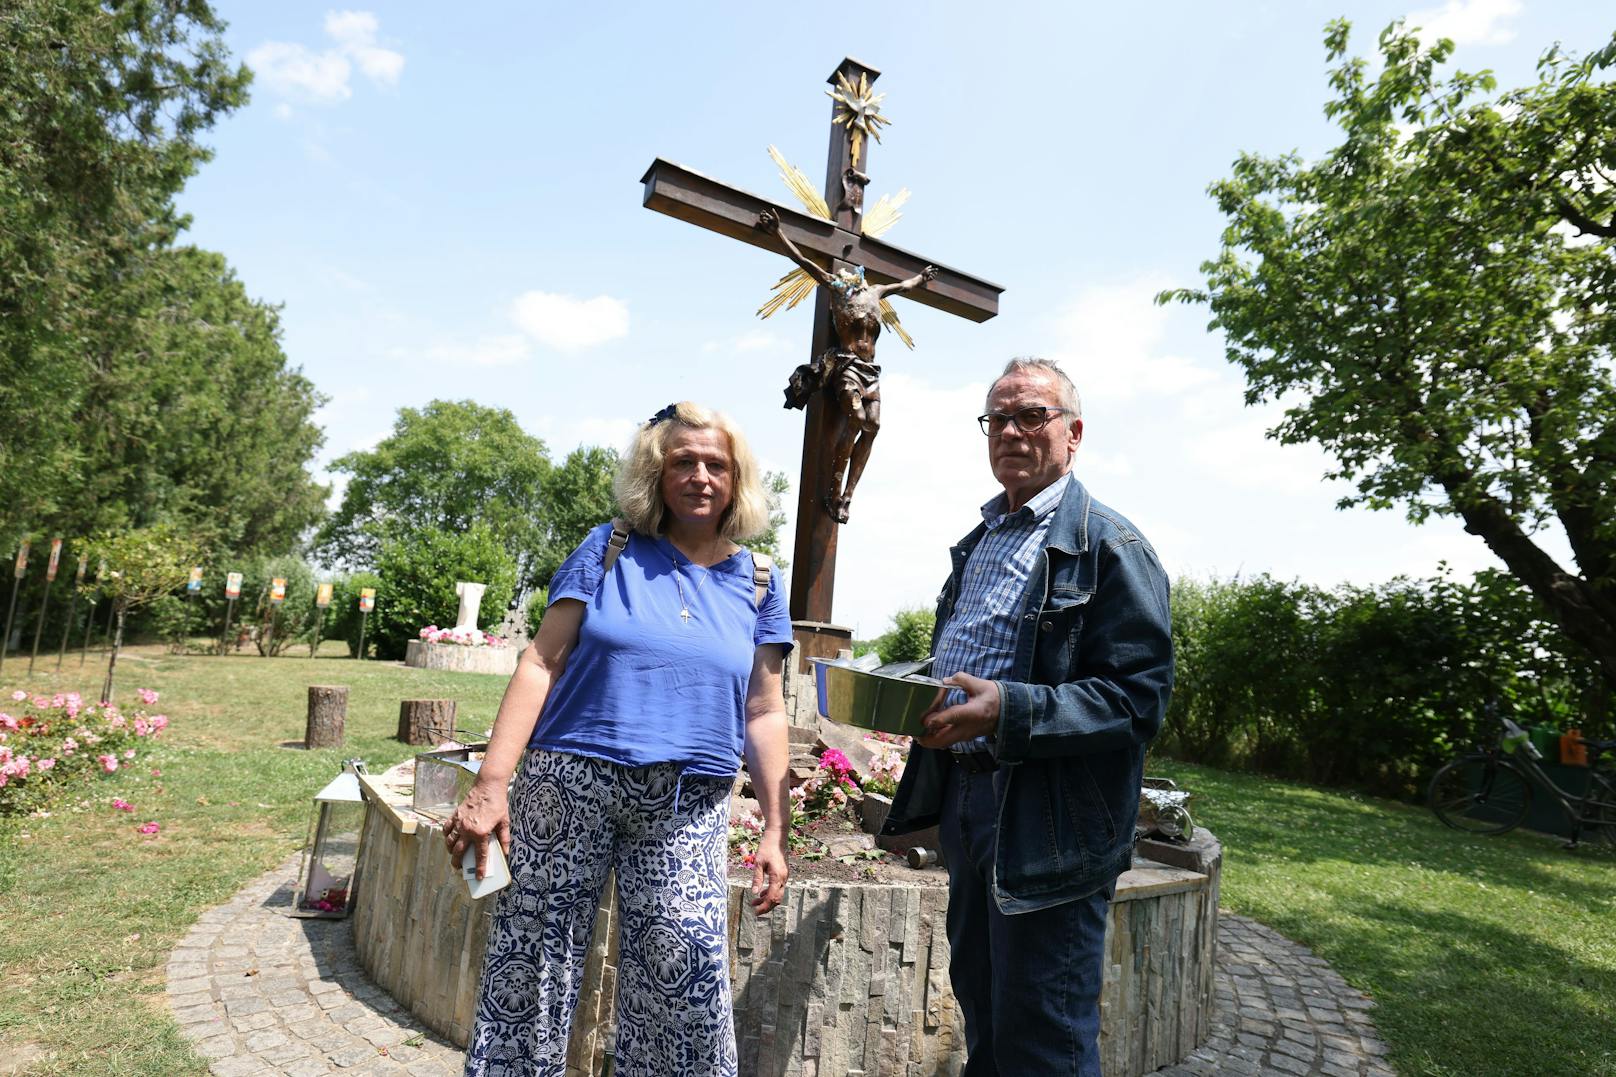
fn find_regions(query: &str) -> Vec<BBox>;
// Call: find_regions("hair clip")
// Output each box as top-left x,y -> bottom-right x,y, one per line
647,403 -> 679,426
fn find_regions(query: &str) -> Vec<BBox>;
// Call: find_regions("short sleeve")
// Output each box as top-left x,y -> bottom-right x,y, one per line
753,556 -> 794,653
546,523 -> 614,605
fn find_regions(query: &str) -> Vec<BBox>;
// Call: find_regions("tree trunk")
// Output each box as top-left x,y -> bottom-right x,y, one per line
305,685 -> 349,749
100,602 -> 127,703
397,699 -> 457,746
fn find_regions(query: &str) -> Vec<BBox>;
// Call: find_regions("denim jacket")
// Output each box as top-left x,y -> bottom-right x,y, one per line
881,476 -> 1174,913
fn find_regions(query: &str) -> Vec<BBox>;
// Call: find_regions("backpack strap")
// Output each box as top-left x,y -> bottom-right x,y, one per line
602,519 -> 630,576
750,552 -> 773,608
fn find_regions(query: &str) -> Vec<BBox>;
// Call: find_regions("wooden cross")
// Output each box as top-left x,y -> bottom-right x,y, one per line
640,58 -> 1002,662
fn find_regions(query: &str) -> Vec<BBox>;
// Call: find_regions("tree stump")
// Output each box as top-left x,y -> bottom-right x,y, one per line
305,685 -> 349,748
397,699 -> 457,746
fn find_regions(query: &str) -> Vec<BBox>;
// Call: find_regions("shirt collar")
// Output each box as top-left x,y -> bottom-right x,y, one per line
980,472 -> 1072,529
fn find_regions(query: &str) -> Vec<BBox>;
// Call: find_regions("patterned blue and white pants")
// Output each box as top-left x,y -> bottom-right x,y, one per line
463,749 -> 737,1077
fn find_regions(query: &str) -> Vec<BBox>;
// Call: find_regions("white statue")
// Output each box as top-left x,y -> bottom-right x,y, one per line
453,581 -> 487,634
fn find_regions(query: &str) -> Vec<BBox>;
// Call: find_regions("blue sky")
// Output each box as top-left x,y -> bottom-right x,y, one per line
177,1 -> 1606,635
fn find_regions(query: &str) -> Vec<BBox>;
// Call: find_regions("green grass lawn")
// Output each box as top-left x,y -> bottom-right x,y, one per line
1151,757 -> 1616,1077
2,648 -> 1613,1075
0,642 -> 510,1075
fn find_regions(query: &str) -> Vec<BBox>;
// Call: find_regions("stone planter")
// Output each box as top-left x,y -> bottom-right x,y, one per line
403,639 -> 518,676
352,774 -> 1222,1077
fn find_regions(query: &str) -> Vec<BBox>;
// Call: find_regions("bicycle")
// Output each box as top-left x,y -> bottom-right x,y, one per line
1427,715 -> 1616,849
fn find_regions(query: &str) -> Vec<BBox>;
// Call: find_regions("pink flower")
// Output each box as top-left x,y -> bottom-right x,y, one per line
0,746 -> 11,765
137,688 -> 159,705
31,695 -> 49,709
133,718 -> 151,736
9,690 -> 24,702
108,713 -> 126,729
150,768 -> 162,777
137,821 -> 160,835
60,737 -> 77,754
111,798 -> 134,812
149,715 -> 168,733
0,714 -> 15,732
123,749 -> 136,760
12,757 -> 30,779
98,754 -> 118,774
37,758 -> 54,771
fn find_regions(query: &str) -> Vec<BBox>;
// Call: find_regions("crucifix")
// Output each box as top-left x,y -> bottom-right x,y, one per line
640,58 -> 1002,662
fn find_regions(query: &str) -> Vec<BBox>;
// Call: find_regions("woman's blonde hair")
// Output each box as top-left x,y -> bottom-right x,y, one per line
614,401 -> 771,540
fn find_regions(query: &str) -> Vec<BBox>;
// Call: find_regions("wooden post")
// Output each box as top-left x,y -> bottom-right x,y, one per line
305,685 -> 349,748
397,699 -> 457,746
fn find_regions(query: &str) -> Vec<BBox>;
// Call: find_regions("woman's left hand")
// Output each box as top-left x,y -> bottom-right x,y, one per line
750,831 -> 788,915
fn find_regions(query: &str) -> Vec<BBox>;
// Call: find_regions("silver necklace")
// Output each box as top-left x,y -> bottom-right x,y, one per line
671,555 -> 711,626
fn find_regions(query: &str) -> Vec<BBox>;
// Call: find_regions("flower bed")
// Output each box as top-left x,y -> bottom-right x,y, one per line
0,688 -> 171,818
416,625 -> 509,647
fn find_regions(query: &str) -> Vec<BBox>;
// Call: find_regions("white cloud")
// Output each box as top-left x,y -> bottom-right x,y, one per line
424,334 -> 531,367
1407,0 -> 1522,47
1192,411 -> 1339,495
1048,277 -> 1222,406
530,414 -> 640,455
510,291 -> 630,351
248,10 -> 404,106
703,330 -> 788,355
247,41 -> 353,103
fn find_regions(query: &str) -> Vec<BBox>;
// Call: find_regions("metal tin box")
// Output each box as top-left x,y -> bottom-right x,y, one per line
811,659 -> 945,738
412,744 -> 487,821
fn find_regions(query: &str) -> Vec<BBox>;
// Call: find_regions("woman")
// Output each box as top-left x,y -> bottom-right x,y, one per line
446,401 -> 792,1077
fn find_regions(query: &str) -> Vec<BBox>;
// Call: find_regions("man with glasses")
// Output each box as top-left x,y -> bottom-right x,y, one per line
882,357 -> 1174,1075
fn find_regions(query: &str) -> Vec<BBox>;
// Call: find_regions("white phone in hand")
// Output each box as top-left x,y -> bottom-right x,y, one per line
462,839 -> 511,899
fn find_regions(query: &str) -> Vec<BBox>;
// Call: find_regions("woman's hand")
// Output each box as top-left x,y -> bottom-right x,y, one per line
443,777 -> 511,880
750,829 -> 789,915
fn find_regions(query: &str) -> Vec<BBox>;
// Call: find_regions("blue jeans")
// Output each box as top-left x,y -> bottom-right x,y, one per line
939,765 -> 1113,1076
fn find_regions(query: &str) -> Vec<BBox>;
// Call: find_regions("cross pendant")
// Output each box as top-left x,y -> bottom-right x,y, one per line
679,607 -> 692,625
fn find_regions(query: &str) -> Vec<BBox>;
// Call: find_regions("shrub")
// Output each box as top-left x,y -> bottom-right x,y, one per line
326,571 -> 383,658
372,524 -> 517,661
0,688 -> 171,815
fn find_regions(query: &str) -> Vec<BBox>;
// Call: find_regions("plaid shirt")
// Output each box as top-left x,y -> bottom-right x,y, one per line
934,473 -> 1073,753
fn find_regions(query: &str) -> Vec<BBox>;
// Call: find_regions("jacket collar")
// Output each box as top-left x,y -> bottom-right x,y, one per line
951,473 -> 1090,564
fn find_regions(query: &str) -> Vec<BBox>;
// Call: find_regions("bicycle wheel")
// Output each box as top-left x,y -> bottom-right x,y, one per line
1586,772 -> 1616,848
1428,756 -> 1533,835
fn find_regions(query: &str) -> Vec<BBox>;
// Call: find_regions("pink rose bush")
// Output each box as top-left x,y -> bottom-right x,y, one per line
417,625 -> 508,648
0,690 -> 172,814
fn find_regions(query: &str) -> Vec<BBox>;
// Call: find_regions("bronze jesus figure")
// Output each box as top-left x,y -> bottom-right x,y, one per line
756,208 -> 937,523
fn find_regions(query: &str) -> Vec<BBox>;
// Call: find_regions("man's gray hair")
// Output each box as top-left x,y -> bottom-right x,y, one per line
991,357 -> 1082,418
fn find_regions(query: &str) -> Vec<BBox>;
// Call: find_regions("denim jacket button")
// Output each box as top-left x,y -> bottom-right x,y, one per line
1041,620 -> 1053,631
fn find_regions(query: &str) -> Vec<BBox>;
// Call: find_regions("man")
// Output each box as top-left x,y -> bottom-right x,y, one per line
882,357 -> 1174,1075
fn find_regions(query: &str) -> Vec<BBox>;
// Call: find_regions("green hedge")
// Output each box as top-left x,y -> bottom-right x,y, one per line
1158,570 -> 1610,798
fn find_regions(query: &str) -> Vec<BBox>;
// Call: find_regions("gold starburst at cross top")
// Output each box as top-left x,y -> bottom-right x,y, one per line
828,71 -> 890,167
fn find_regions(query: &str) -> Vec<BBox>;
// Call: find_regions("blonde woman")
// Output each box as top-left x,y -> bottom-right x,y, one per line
447,401 -> 792,1077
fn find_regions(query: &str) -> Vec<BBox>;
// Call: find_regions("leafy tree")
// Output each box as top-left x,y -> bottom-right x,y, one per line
1163,21 -> 1616,694
866,607 -> 936,665
316,401 -> 550,588
531,446 -> 619,588
741,470 -> 792,570
1,0 -> 250,540
371,525 -> 518,661
84,524 -> 198,701
68,246 -> 328,556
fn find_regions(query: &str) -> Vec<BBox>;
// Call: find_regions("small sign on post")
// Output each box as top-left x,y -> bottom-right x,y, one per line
220,571 -> 243,654
1,539 -> 29,674
270,578 -> 287,605
28,536 -> 63,673
312,582 -> 335,656
356,587 -> 376,660
187,567 -> 204,592
57,553 -> 88,671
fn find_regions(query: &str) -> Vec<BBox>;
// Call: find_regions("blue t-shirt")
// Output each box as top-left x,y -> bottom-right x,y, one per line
528,523 -> 795,778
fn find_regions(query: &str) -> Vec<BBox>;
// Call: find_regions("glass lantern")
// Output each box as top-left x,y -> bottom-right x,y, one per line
293,759 -> 369,919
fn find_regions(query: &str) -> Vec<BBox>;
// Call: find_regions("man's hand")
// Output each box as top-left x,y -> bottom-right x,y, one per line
916,672 -> 1000,749
750,830 -> 788,915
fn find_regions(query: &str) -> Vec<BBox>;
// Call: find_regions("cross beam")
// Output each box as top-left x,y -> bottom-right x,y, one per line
640,159 -> 1002,322
639,58 -> 1002,659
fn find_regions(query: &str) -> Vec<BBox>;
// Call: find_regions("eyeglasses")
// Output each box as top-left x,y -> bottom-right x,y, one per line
977,406 -> 1071,437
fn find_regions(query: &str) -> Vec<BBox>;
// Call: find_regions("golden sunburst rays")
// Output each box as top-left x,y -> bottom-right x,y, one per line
757,267 -> 819,320
859,188 -> 909,239
828,70 -> 890,168
767,145 -> 830,220
879,298 -> 915,350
